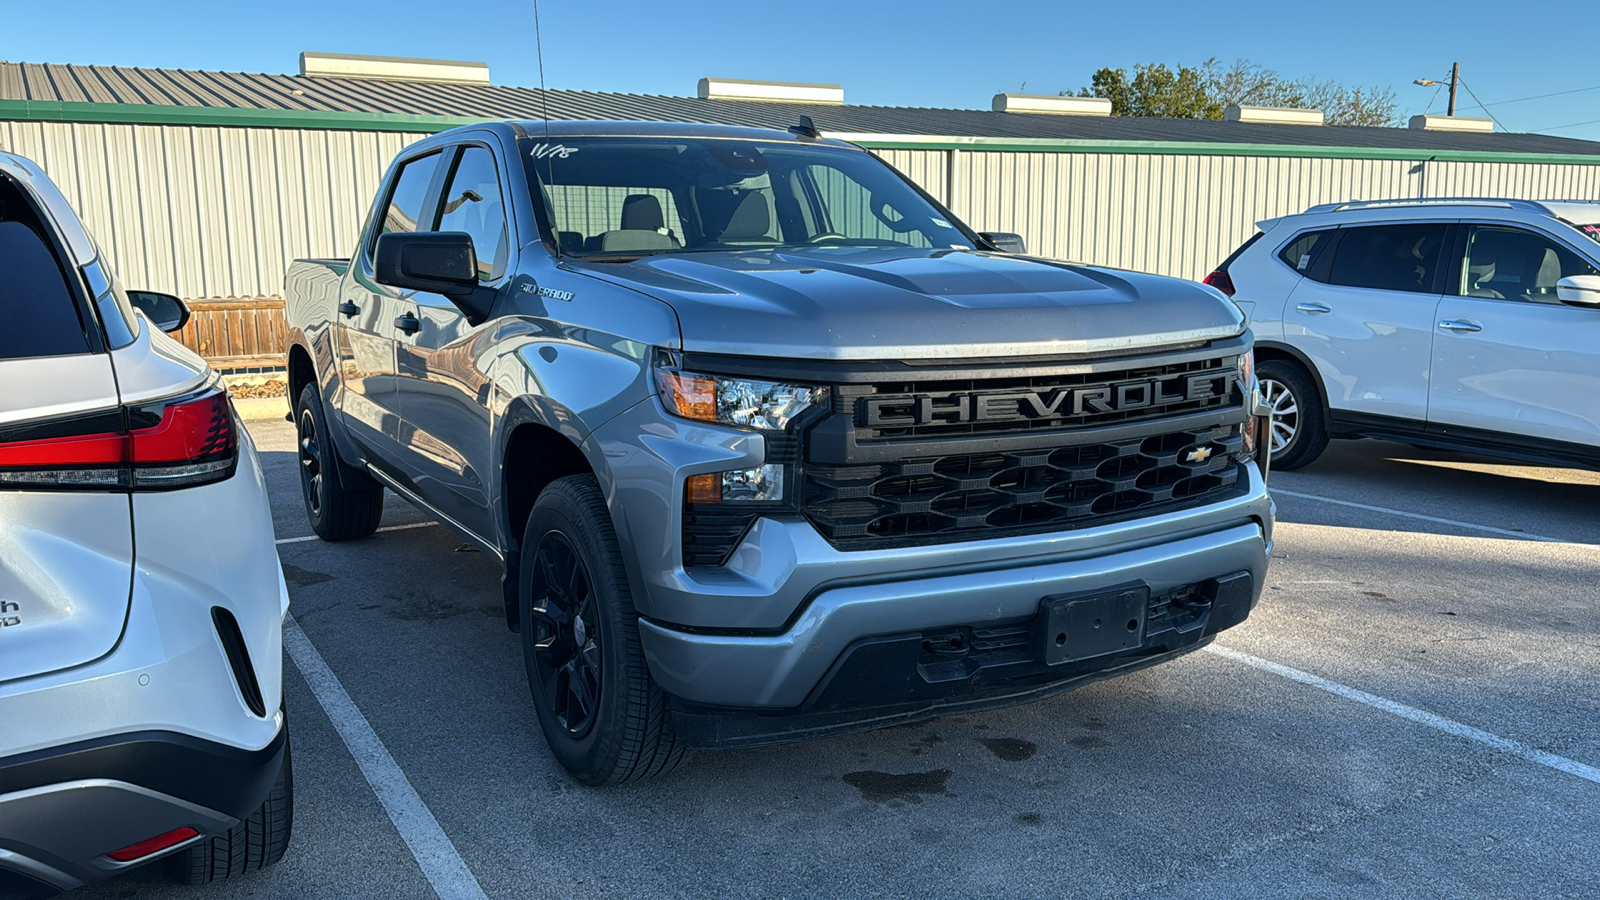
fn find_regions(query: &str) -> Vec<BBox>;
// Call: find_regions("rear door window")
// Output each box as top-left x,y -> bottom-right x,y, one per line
1325,223 -> 1450,294
0,185 -> 91,360
367,152 -> 443,258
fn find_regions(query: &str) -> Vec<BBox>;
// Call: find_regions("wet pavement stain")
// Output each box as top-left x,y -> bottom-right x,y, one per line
843,769 -> 952,804
980,737 -> 1038,762
281,563 -> 333,588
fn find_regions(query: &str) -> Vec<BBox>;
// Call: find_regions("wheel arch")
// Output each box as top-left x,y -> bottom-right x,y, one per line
494,395 -> 633,632
1253,340 -> 1331,419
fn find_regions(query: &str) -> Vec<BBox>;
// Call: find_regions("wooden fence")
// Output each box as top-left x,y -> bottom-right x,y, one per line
173,296 -> 287,370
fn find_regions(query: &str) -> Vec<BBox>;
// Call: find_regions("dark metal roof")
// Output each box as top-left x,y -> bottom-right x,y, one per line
4,60 -> 1600,156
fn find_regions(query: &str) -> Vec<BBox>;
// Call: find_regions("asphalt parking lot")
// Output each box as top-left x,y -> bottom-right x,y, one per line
72,415 -> 1599,900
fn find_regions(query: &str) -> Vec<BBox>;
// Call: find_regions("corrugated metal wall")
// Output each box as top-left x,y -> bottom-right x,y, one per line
881,150 -> 1600,281
3,119 -> 1598,298
0,120 -> 427,299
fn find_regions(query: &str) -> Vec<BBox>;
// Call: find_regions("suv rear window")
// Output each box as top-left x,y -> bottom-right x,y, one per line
0,177 -> 91,360
1278,230 -> 1334,273
1325,223 -> 1449,294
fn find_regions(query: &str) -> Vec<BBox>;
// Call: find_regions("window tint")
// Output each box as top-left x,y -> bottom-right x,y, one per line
1278,230 -> 1333,274
1326,223 -> 1448,294
1462,225 -> 1599,304
436,147 -> 510,280
0,182 -> 91,360
369,152 -> 441,255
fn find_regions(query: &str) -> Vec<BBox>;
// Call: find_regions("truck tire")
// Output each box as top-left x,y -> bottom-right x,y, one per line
295,384 -> 383,541
171,731 -> 293,884
519,475 -> 687,785
1257,359 -> 1330,470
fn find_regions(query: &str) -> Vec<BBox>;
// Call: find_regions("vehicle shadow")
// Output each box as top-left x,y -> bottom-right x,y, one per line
1272,438 -> 1600,545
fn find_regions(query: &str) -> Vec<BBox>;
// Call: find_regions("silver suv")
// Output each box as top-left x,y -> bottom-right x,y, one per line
1208,199 -> 1600,470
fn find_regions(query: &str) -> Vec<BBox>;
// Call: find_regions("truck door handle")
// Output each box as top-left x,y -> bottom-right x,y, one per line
338,301 -> 360,318
394,313 -> 420,335
1294,302 -> 1331,315
1439,319 -> 1482,334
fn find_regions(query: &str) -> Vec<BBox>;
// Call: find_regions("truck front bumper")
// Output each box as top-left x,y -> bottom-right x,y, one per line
639,516 -> 1268,747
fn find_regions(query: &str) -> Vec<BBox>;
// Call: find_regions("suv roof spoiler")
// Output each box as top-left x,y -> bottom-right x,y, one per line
1298,197 -> 1581,217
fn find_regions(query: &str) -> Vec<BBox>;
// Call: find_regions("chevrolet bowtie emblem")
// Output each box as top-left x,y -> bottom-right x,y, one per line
1184,446 -> 1214,464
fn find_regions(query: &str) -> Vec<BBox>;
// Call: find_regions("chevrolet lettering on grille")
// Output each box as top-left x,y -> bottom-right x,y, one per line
859,371 -> 1237,428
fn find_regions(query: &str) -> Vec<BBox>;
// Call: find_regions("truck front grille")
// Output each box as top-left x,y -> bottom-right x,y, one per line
801,425 -> 1244,549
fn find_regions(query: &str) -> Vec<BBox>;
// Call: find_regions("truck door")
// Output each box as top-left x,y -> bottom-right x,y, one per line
393,144 -> 508,539
333,150 -> 446,470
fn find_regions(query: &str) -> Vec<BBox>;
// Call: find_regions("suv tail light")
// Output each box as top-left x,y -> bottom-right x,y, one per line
0,382 -> 238,491
1203,270 -> 1237,297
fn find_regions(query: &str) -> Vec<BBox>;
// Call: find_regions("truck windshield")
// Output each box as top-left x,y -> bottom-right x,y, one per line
523,137 -> 976,258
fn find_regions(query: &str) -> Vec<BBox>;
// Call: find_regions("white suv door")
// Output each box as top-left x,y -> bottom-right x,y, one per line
1284,221 -> 1452,423
1429,222 -> 1600,448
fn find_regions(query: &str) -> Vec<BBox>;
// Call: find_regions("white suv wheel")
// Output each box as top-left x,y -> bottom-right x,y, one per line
1260,377 -> 1299,453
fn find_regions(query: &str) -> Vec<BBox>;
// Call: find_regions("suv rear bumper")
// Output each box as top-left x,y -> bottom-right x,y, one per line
0,727 -> 285,892
638,515 -> 1268,726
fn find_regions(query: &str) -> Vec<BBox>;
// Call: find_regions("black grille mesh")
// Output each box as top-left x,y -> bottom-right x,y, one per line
802,426 -> 1244,547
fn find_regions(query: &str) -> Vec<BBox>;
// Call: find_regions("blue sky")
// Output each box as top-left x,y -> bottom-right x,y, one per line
5,0 -> 1599,141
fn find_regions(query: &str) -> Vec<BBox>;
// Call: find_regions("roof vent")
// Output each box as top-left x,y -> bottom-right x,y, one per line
697,78 -> 843,104
1225,105 -> 1325,126
992,94 -> 1112,116
299,52 -> 490,85
1409,114 -> 1494,133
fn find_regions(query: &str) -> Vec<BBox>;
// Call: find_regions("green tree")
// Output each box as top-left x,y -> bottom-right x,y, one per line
1074,59 -> 1400,127
1078,63 -> 1220,119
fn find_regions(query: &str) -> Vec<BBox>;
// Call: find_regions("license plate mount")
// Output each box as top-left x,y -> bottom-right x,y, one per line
1038,585 -> 1149,665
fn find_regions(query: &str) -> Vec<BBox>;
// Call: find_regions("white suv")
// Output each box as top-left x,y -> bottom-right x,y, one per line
0,152 -> 290,895
1206,198 -> 1600,470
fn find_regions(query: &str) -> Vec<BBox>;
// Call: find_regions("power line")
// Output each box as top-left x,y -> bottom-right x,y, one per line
1456,78 -> 1509,132
1454,83 -> 1600,114
1532,118 -> 1600,134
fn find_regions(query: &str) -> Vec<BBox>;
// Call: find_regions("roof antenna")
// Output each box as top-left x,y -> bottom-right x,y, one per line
533,0 -> 560,260
788,115 -> 821,140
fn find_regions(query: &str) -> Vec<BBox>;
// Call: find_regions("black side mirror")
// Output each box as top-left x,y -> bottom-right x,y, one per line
375,232 -> 479,297
127,290 -> 190,333
978,232 -> 1027,254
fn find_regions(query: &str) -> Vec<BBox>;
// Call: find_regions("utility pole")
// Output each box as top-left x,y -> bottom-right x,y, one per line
1448,62 -> 1459,116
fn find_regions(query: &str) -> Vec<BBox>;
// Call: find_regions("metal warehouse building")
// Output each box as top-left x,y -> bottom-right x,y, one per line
3,54 -> 1599,368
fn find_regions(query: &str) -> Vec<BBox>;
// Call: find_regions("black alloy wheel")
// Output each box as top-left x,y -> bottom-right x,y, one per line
293,383 -> 383,540
297,407 -> 324,520
527,531 -> 603,738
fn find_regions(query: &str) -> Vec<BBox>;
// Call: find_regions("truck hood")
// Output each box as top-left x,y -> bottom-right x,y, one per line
571,247 -> 1244,361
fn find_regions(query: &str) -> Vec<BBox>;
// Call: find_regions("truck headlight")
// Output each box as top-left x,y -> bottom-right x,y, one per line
654,352 -> 827,431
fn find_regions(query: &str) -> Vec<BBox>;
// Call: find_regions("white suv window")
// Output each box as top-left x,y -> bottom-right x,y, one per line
1277,229 -> 1334,273
1324,223 -> 1449,294
1461,225 -> 1599,305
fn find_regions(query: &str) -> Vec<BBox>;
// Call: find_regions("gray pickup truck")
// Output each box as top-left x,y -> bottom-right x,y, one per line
285,119 -> 1273,784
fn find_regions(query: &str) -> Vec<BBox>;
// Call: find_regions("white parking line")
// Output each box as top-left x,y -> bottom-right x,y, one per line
1272,488 -> 1577,545
1206,644 -> 1600,786
275,522 -> 439,546
283,618 -> 489,900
